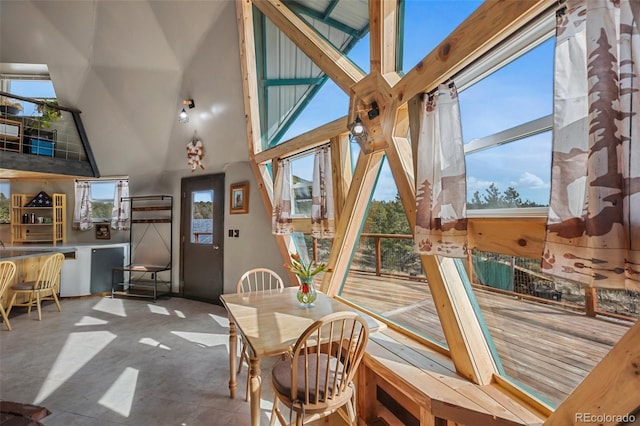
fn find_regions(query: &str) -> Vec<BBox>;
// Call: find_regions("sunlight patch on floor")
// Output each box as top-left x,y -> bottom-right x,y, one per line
147,304 -> 170,315
34,331 -> 116,404
170,331 -> 229,348
98,367 -> 139,417
139,337 -> 171,350
92,297 -> 127,317
74,315 -> 109,326
209,312 -> 229,328
174,310 -> 186,318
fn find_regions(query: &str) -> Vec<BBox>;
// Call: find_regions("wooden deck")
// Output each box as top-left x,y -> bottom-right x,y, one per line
340,271 -> 633,406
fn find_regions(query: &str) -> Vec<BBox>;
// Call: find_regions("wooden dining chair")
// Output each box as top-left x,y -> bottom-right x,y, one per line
269,311 -> 369,426
7,253 -> 64,321
237,267 -> 284,401
0,261 -> 17,331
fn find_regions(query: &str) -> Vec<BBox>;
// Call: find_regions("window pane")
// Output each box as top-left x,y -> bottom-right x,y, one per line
91,182 -> 115,221
339,161 -> 447,347
191,190 -> 213,244
402,1 -> 481,73
291,155 -> 313,217
0,181 -> 9,224
466,132 -> 551,208
471,250 -> 634,405
459,39 -> 554,143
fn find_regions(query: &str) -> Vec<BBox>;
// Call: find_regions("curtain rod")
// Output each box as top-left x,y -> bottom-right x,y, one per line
279,143 -> 330,162
75,176 -> 129,182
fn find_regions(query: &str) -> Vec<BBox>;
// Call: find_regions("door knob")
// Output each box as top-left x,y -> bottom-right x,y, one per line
213,244 -> 220,250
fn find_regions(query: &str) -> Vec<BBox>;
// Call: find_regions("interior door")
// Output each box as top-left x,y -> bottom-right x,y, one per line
180,173 -> 224,303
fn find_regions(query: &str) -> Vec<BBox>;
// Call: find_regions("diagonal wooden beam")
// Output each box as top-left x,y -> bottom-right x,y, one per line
391,0 -> 553,104
253,116 -> 349,164
252,0 -> 366,94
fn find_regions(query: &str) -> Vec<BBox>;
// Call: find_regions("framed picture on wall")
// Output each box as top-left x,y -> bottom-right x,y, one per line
230,182 -> 249,214
95,223 -> 111,240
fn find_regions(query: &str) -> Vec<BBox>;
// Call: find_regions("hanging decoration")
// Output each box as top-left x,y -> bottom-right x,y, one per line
186,131 -> 204,172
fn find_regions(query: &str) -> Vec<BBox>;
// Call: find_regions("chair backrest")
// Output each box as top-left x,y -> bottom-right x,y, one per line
0,261 -> 17,300
237,268 -> 284,293
35,253 -> 65,291
290,311 -> 369,406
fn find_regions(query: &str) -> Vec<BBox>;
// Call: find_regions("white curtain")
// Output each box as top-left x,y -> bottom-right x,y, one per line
272,159 -> 293,235
73,181 -> 93,230
111,180 -> 130,230
311,146 -> 335,238
414,83 -> 468,258
543,0 -> 640,291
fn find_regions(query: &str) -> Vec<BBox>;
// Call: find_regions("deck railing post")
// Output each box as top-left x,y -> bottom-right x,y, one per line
585,286 -> 597,317
375,236 -> 381,276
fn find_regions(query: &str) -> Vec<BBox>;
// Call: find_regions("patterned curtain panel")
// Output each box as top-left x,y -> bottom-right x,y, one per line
73,181 -> 93,231
543,0 -> 640,291
272,159 -> 293,235
414,83 -> 468,257
311,146 -> 335,238
111,180 -> 130,230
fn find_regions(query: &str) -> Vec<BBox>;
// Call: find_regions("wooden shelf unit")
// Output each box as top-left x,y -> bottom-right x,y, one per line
10,193 -> 66,245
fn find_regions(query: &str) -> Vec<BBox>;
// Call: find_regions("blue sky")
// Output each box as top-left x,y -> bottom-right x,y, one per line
281,1 -> 552,205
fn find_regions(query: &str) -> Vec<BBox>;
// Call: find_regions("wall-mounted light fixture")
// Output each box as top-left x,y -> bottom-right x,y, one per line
178,99 -> 195,123
348,115 -> 368,148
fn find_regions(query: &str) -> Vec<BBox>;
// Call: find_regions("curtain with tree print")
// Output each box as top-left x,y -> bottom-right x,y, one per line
272,159 -> 293,235
73,181 -> 93,230
111,180 -> 130,230
414,83 -> 468,258
543,0 -> 640,291
311,146 -> 335,238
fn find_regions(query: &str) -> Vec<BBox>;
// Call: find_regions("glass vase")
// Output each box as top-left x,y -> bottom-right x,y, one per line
296,277 -> 317,307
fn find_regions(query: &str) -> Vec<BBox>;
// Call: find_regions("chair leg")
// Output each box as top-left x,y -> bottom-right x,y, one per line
245,370 -> 250,402
237,341 -> 247,374
0,304 -> 12,331
52,290 -> 62,312
36,292 -> 42,321
269,394 -> 279,426
6,292 -> 17,317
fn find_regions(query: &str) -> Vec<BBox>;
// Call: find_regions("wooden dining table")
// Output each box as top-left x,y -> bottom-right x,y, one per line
220,286 -> 380,426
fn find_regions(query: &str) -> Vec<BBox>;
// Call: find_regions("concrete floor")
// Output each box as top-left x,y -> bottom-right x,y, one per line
0,296 -> 282,425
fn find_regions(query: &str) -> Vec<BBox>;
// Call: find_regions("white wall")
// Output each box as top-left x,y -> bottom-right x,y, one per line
223,161 -> 288,295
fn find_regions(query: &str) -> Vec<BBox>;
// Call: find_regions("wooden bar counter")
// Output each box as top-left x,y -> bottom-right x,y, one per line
0,249 -> 72,309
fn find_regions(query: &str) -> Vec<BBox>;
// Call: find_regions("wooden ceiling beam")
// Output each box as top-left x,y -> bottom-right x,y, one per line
252,0 -> 366,94
369,0 -> 399,75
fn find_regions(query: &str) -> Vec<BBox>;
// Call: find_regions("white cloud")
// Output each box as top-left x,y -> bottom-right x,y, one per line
517,171 -> 549,189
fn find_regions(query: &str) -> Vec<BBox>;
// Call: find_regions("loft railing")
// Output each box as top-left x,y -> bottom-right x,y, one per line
0,91 -> 98,177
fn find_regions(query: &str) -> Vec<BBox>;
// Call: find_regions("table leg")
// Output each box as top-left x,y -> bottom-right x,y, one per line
249,356 -> 262,426
228,318 -> 237,399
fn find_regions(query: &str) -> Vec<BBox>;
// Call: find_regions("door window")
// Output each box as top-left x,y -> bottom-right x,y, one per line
191,190 -> 213,244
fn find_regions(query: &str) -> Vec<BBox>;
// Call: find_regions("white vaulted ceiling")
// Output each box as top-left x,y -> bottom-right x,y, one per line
0,0 -> 249,190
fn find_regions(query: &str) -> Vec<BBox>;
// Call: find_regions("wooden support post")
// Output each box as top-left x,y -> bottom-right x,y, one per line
584,286 -> 597,318
375,236 -> 382,276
